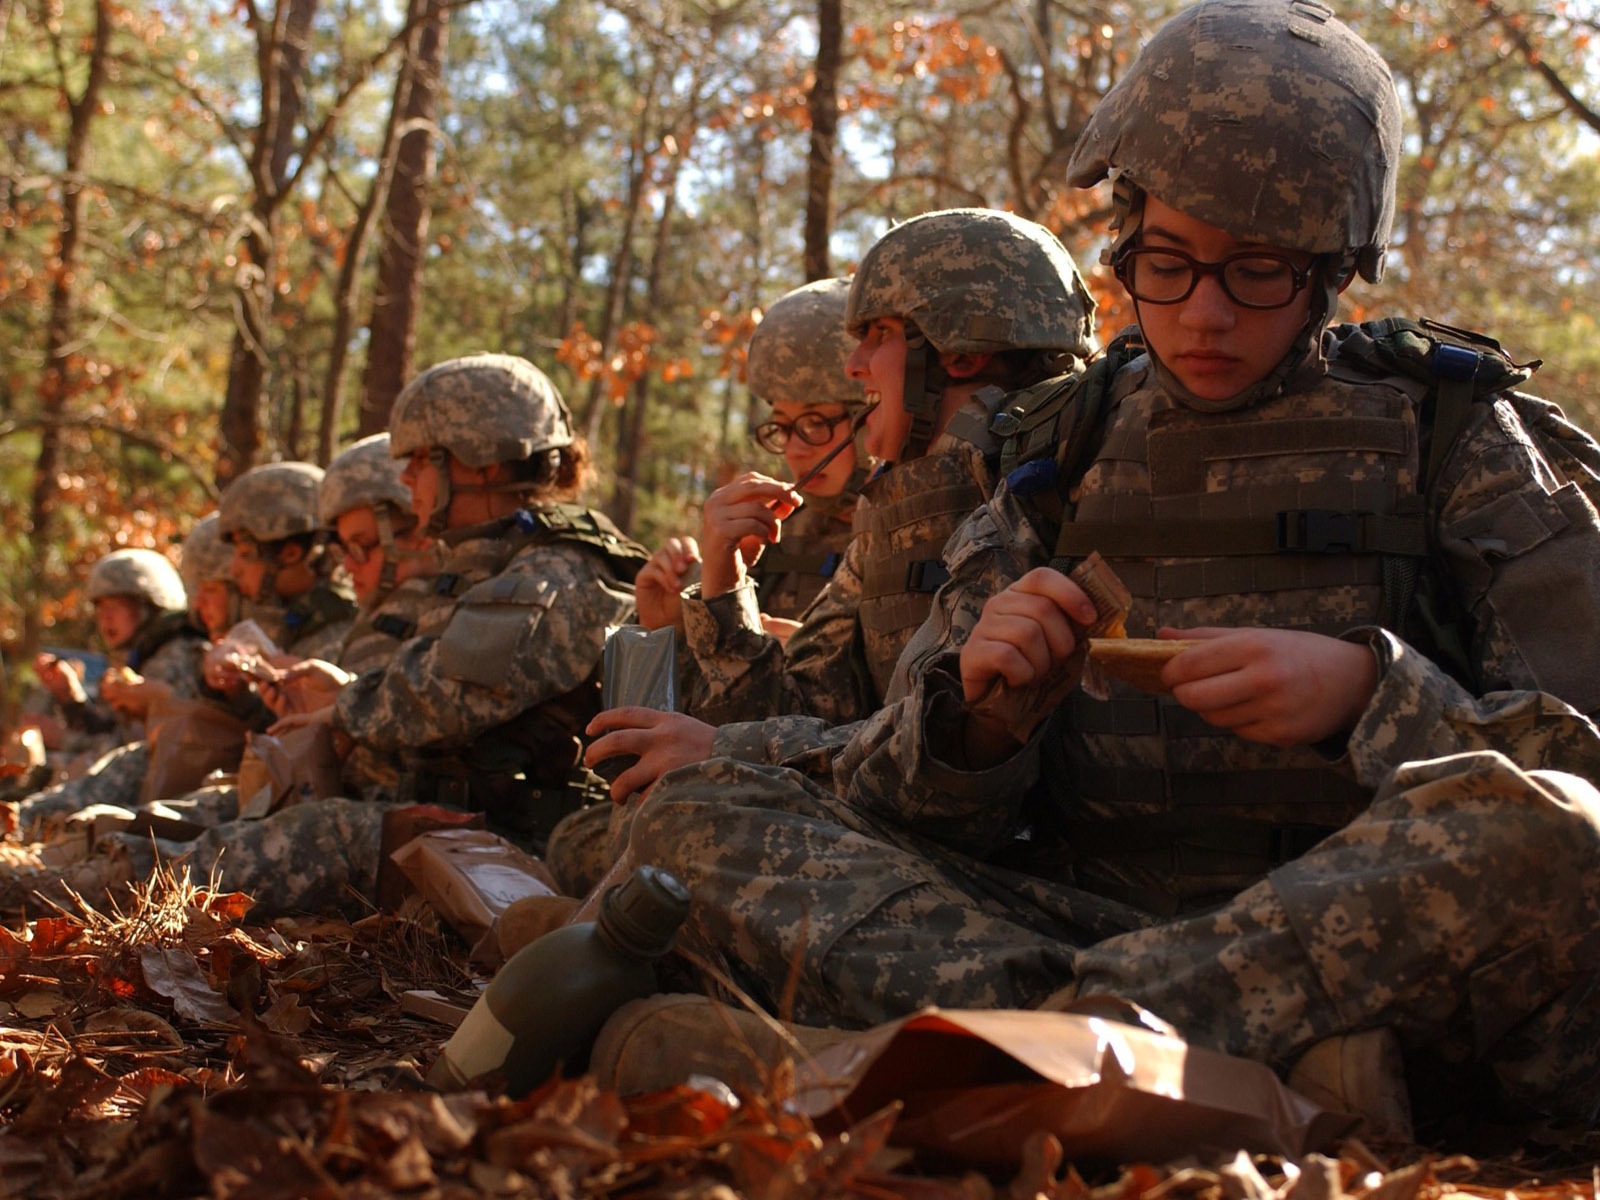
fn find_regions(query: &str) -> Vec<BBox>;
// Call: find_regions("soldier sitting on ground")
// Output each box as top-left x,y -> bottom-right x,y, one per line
576,0 -> 1600,1139
633,278 -> 869,648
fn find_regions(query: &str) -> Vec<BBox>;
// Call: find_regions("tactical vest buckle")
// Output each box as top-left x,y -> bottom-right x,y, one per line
1276,509 -> 1362,554
906,560 -> 950,593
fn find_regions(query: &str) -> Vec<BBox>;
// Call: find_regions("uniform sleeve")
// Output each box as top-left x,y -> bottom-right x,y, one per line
683,534 -> 876,726
1338,627 -> 1600,786
138,636 -> 207,702
335,544 -> 635,755
1427,392 -> 1600,717
834,489 -> 1054,842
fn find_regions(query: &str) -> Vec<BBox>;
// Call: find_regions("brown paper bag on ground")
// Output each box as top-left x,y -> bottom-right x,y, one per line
795,1007 -> 1355,1168
235,725 -> 343,817
140,696 -> 250,805
389,827 -> 558,946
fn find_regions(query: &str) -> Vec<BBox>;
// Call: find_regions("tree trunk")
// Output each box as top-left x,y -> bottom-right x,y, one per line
216,0 -> 319,484
610,87 -> 697,531
579,58 -> 661,447
22,0 -> 112,664
359,0 -> 449,438
803,0 -> 841,282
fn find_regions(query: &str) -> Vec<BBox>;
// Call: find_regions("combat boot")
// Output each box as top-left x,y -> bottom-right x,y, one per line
1287,1027 -> 1414,1144
588,993 -> 850,1096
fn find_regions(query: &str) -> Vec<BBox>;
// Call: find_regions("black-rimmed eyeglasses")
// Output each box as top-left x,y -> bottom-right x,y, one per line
1114,247 -> 1315,310
752,411 -> 854,455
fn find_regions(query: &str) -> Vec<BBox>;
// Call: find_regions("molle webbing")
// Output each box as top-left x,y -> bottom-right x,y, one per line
754,550 -> 840,579
1051,511 -> 1425,562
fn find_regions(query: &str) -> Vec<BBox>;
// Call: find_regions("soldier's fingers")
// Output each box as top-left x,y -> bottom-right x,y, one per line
585,706 -> 669,738
1013,566 -> 1099,626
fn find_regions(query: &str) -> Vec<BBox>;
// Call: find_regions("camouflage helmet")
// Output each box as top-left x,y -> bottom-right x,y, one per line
747,279 -> 863,411
179,514 -> 232,594
87,548 -> 187,612
318,433 -> 415,527
1065,0 -> 1402,283
844,208 -> 1097,359
388,353 -> 574,470
218,462 -> 326,544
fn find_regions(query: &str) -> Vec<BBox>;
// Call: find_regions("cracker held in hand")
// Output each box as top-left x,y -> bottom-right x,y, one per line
1084,638 -> 1207,695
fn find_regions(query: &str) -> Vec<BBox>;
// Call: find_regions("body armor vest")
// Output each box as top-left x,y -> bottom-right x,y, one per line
402,504 -> 648,846
126,609 -> 204,673
856,421 -> 999,698
1032,356 -> 1427,915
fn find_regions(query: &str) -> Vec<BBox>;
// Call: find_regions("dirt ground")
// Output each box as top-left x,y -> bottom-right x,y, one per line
0,866 -> 1595,1200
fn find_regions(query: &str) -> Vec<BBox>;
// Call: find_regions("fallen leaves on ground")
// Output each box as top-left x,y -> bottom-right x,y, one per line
0,867 -> 1595,1200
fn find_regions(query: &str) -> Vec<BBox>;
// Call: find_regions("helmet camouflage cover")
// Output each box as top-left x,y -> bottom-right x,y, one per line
746,279 -> 864,411
218,462 -> 326,544
1066,0 -> 1402,282
87,548 -> 187,612
388,353 -> 575,469
179,514 -> 233,595
844,207 -> 1097,359
319,433 -> 416,527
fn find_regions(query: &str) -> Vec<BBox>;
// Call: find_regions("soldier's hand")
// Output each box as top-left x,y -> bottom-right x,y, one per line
958,568 -> 1099,767
33,654 -> 87,706
698,472 -> 803,599
635,536 -> 701,631
1163,626 -> 1379,748
584,707 -> 716,802
259,659 -> 352,717
104,675 -> 169,719
759,615 -> 802,645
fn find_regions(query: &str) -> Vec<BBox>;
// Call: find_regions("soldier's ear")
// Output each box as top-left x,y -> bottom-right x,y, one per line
275,541 -> 306,567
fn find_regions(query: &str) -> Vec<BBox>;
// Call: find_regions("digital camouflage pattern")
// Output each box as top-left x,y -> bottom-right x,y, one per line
629,332 -> 1600,1119
87,548 -> 187,613
843,207 -> 1096,356
318,433 -> 415,527
681,407 -> 1002,733
388,354 -> 574,468
746,279 -> 864,412
218,462 -> 326,543
273,580 -> 358,662
1066,0 -> 1401,283
334,528 -> 635,762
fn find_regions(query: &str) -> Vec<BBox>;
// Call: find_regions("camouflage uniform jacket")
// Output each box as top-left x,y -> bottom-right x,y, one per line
334,566 -> 485,796
332,521 -> 637,760
833,334 -> 1600,913
684,394 -> 1005,750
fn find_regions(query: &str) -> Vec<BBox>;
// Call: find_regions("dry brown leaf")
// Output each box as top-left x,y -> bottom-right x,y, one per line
138,946 -> 238,1026
261,992 -> 312,1036
14,989 -> 70,1019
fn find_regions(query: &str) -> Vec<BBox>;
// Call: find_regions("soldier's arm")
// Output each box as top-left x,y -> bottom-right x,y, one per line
836,492 -> 1055,846
1339,394 -> 1600,781
681,532 -> 871,726
336,546 -> 632,755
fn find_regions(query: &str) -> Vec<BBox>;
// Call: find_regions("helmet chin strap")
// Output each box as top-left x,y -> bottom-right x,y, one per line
892,323 -> 950,464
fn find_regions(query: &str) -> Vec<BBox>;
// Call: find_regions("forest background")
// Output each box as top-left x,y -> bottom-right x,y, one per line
1,0 -> 1597,665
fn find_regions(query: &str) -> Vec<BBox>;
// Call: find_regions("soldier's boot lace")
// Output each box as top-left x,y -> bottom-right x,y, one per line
1287,1026 -> 1414,1144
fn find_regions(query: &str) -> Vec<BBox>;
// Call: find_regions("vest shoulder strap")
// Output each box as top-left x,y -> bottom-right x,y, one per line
1334,316 -> 1540,495
514,503 -> 652,584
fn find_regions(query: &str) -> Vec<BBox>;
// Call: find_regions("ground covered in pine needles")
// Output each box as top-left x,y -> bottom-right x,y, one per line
0,868 -> 1595,1200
